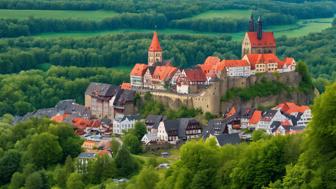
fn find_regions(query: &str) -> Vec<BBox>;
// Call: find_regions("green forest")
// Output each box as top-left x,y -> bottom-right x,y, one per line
0,82 -> 335,189
0,0 -> 336,188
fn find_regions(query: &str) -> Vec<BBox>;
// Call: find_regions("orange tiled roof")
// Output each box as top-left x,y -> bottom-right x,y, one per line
276,102 -> 309,115
221,60 -> 250,67
249,110 -> 262,124
278,57 -> 295,68
243,54 -> 280,69
148,32 -> 162,52
152,65 -> 178,81
130,64 -> 148,77
200,56 -> 221,74
51,114 -> 69,123
247,32 -> 276,48
120,82 -> 132,90
184,67 -> 207,82
226,106 -> 237,117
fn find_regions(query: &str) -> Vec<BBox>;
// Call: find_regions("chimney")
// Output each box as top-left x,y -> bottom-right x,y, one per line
249,14 -> 255,32
257,16 -> 262,40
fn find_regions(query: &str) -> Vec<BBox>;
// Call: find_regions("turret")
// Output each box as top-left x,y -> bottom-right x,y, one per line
148,32 -> 163,66
257,16 -> 263,40
249,14 -> 255,32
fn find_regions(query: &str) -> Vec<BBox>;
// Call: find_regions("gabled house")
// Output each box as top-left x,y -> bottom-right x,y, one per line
157,118 -> 202,144
130,64 -> 148,89
203,119 -> 229,136
151,65 -> 178,90
145,115 -> 166,133
258,109 -> 287,132
176,67 -> 207,94
248,110 -> 262,128
112,114 -> 139,135
85,82 -> 119,119
110,89 -> 136,118
274,102 -> 311,127
220,60 -> 251,77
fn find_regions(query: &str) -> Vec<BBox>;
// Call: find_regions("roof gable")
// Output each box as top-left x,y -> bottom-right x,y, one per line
148,32 -> 162,52
246,32 -> 276,48
130,64 -> 148,77
152,65 -> 177,81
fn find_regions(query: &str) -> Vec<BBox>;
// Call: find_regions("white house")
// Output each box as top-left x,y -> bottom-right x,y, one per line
222,60 -> 251,77
112,114 -> 139,135
257,109 -> 287,133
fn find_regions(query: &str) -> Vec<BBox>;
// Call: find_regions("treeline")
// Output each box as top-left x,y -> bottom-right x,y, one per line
0,0 -> 334,37
0,34 -> 240,74
0,66 -> 129,116
0,0 -> 334,20
0,13 -> 168,38
171,12 -> 296,33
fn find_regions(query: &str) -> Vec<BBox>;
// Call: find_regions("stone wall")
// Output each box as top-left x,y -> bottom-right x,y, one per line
148,71 -> 312,115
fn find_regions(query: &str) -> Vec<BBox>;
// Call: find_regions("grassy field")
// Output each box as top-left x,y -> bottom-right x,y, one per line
0,9 -> 118,20
190,9 -> 251,20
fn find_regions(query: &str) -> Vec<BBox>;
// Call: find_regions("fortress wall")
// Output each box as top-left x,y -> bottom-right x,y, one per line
148,72 -> 306,116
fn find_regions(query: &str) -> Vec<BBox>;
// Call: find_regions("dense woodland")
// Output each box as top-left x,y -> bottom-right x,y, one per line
0,0 -> 335,37
0,82 -> 335,189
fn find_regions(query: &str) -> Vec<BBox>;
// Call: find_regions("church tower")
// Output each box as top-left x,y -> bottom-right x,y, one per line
148,32 -> 163,66
249,14 -> 255,32
257,16 -> 263,40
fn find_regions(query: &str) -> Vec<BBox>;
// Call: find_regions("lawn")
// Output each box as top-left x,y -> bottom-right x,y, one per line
190,9 -> 251,20
0,9 -> 118,20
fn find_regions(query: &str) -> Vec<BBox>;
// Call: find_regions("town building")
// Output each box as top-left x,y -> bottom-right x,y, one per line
242,16 -> 276,57
112,114 -> 139,135
148,31 -> 163,66
157,118 -> 203,144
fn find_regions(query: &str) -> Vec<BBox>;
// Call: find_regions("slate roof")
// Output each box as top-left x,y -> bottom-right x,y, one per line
203,119 -> 229,137
114,114 -> 139,123
85,82 -> 119,100
163,118 -> 201,138
78,152 -> 96,159
215,133 -> 240,146
146,115 -> 166,129
113,89 -> 135,108
55,99 -> 91,118
261,110 -> 278,121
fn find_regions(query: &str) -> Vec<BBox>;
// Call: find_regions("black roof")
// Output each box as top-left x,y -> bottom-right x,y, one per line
215,133 -> 240,146
163,118 -> 202,138
203,119 -> 229,137
113,89 -> 135,107
146,115 -> 166,129
85,82 -> 119,99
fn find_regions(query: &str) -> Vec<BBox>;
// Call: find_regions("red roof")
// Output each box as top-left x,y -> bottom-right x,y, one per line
243,54 -> 280,69
148,32 -> 162,52
152,65 -> 177,81
278,57 -> 295,68
130,64 -> 148,77
276,102 -> 309,115
120,82 -> 132,90
249,110 -> 262,124
184,67 -> 207,82
246,32 -> 276,48
51,114 -> 69,123
226,106 -> 237,118
200,56 -> 220,74
221,60 -> 250,67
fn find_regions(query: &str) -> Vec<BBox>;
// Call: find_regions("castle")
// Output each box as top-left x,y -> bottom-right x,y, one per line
130,15 -> 296,94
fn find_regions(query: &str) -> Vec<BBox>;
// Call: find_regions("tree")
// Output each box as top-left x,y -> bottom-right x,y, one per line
129,167 -> 159,189
115,146 -> 139,178
66,173 -> 85,189
252,130 -> 269,141
111,138 -> 120,157
9,172 -> 25,189
123,133 -> 142,154
131,122 -> 147,140
25,172 -> 43,189
88,155 -> 116,184
27,132 -> 63,168
0,150 -> 21,184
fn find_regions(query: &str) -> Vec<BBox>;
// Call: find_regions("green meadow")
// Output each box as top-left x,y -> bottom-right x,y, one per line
0,9 -> 118,20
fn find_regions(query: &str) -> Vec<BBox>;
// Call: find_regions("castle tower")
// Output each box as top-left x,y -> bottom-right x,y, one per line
148,32 -> 163,66
257,16 -> 263,40
249,14 -> 255,32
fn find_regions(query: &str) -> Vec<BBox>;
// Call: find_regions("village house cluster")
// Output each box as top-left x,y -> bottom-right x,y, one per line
129,16 -> 296,94
141,101 -> 312,146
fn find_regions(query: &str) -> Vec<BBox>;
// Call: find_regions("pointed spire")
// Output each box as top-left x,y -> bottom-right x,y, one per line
257,16 -> 263,40
249,13 -> 255,32
148,31 -> 162,52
